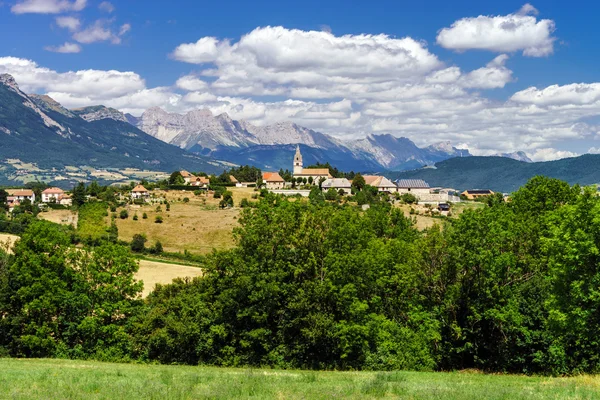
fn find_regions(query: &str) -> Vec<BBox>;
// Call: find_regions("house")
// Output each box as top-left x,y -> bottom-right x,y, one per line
363,175 -> 397,193
180,170 -> 194,184
41,187 -> 64,203
189,176 -> 210,188
262,172 -> 286,189
396,179 -> 431,195
59,194 -> 72,206
461,189 -> 494,200
292,146 -> 332,183
131,184 -> 150,200
321,178 -> 352,194
6,189 -> 35,203
229,175 -> 239,185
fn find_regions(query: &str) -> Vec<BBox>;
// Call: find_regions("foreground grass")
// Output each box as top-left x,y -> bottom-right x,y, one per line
1,359 -> 599,399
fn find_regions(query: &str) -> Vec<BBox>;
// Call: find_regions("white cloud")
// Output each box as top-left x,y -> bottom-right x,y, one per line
98,1 -> 113,12
12,0 -> 85,14
55,16 -> 80,31
119,23 -> 131,36
44,42 -> 81,53
529,148 -> 578,162
436,4 -> 556,57
72,19 -> 127,44
460,54 -> 513,89
176,75 -> 208,91
511,83 -> 600,106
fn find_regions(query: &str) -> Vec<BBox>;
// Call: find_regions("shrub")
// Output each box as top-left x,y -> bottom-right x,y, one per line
130,233 -> 147,253
149,241 -> 163,255
133,214 -> 138,221
119,209 -> 129,219
400,193 -> 418,204
110,205 -> 117,212
183,198 -> 189,203
155,215 -> 163,224
166,203 -> 171,211
155,206 -> 162,213
142,212 -> 148,219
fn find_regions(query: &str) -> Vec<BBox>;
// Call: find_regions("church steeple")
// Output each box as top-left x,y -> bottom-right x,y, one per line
293,145 -> 303,175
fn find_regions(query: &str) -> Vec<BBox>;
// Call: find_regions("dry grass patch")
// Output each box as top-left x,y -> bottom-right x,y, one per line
115,189 -> 256,255
0,233 -> 19,254
136,260 -> 203,297
38,209 -> 78,226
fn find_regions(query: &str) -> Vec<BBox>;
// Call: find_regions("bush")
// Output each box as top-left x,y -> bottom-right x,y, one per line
130,233 -> 147,253
400,193 -> 418,204
155,215 -> 163,224
183,198 -> 189,203
133,214 -> 138,221
149,241 -> 163,255
142,212 -> 148,219
166,203 -> 171,211
110,205 -> 117,212
119,209 -> 129,219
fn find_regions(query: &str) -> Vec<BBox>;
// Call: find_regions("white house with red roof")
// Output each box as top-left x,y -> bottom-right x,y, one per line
41,187 -> 65,203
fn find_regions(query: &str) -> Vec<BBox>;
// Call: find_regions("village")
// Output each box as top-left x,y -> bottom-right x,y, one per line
2,146 -> 496,215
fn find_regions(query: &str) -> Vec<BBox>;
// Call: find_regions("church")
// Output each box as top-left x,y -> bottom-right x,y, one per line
292,145 -> 332,182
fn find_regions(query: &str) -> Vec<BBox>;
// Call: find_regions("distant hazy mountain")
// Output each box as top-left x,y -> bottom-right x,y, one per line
0,74 -> 226,179
132,107 -> 471,171
388,155 -> 600,193
493,151 -> 533,163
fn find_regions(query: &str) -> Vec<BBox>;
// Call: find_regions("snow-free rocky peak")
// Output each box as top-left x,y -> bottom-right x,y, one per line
72,105 -> 128,123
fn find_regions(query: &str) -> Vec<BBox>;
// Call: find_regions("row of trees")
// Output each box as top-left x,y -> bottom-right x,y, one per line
3,176 -> 600,374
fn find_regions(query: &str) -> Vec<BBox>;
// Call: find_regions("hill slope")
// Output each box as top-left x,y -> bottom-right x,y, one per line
390,155 -> 600,192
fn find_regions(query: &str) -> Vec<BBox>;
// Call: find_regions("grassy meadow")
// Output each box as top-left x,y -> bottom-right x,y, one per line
1,359 -> 599,400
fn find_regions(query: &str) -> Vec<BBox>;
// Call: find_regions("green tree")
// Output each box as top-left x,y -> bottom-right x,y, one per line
119,209 -> 129,219
130,234 -> 147,253
169,171 -> 185,185
0,189 -> 8,211
325,188 -> 338,201
352,174 -> 366,192
72,182 -> 86,207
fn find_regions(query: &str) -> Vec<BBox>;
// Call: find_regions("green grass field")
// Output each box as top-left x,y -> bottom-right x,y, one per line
1,359 -> 599,400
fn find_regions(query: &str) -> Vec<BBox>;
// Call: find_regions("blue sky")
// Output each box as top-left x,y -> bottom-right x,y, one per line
1,0 -> 600,160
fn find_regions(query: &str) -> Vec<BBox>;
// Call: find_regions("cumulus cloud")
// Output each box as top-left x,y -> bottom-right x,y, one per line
511,83 -> 600,106
12,0 -> 85,14
44,42 -> 81,53
529,148 -> 578,162
55,15 -> 80,31
98,1 -> 113,12
459,54 -> 513,89
436,4 -> 556,57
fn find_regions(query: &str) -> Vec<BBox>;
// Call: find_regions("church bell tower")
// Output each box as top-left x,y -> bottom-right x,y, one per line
293,145 -> 303,175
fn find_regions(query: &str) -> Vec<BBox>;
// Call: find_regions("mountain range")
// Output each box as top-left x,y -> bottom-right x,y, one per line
129,107 -> 472,172
389,155 -> 600,193
0,74 -> 230,185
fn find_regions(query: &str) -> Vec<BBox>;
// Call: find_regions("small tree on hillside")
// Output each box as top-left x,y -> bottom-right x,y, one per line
130,233 -> 147,253
352,174 -> 366,192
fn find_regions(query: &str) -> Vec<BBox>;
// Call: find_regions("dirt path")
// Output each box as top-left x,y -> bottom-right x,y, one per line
136,260 -> 203,297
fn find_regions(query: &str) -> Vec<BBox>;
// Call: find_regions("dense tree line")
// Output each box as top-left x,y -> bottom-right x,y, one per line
2,176 -> 600,374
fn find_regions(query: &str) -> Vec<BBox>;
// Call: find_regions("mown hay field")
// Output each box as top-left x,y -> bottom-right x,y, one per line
1,358 -> 599,400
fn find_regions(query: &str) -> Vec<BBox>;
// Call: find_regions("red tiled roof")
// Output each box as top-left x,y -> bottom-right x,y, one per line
42,187 -> 64,194
263,172 -> 285,182
6,189 -> 34,197
132,185 -> 149,192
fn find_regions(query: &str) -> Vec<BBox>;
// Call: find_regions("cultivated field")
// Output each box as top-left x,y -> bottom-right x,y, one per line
136,259 -> 203,297
114,187 -> 257,254
1,359 -> 599,400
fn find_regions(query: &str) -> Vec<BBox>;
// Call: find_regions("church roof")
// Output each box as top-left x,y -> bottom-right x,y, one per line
296,168 -> 332,177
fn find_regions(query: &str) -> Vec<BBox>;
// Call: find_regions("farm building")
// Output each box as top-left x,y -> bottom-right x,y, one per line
396,179 -> 431,195
363,175 -> 397,192
461,189 -> 495,200
321,178 -> 352,193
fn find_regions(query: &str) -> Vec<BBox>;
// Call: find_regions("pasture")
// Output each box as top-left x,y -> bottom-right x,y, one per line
1,358 -> 599,400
